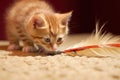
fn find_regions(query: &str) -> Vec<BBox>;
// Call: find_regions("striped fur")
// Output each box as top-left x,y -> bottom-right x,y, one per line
6,0 -> 72,52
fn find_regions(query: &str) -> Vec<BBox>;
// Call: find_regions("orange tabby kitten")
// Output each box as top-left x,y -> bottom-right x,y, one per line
5,0 -> 72,53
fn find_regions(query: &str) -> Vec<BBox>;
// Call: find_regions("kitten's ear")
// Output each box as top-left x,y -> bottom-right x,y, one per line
58,11 -> 73,26
31,15 -> 45,29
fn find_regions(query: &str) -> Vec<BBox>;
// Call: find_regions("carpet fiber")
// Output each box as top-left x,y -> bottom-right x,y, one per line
0,34 -> 120,80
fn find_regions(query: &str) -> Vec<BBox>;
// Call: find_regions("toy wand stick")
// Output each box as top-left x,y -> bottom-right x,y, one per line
63,43 -> 120,53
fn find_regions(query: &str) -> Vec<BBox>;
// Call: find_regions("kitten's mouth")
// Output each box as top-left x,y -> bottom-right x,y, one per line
36,45 -> 55,52
49,47 -> 57,51
36,45 -> 62,55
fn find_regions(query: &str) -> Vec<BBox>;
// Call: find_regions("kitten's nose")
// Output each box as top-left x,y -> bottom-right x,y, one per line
51,44 -> 57,51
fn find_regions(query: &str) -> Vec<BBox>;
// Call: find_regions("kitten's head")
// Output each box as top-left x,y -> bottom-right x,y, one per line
27,11 -> 72,51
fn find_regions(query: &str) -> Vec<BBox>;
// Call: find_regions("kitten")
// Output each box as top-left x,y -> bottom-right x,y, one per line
5,0 -> 72,53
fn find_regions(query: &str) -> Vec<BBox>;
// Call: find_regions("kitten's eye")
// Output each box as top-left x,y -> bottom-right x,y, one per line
57,37 -> 62,42
44,38 -> 51,42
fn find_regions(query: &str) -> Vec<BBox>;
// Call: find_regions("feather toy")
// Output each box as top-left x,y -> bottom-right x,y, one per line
61,22 -> 120,57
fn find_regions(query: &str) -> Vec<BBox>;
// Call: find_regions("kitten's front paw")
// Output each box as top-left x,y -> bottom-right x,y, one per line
8,44 -> 21,51
22,46 -> 36,53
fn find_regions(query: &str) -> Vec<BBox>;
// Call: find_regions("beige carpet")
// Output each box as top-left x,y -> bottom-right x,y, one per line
0,34 -> 120,80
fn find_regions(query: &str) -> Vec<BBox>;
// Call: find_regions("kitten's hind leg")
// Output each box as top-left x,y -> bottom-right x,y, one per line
8,43 -> 21,51
7,33 -> 21,51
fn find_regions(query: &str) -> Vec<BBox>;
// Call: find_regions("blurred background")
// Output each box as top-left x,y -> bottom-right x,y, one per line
0,0 -> 120,40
